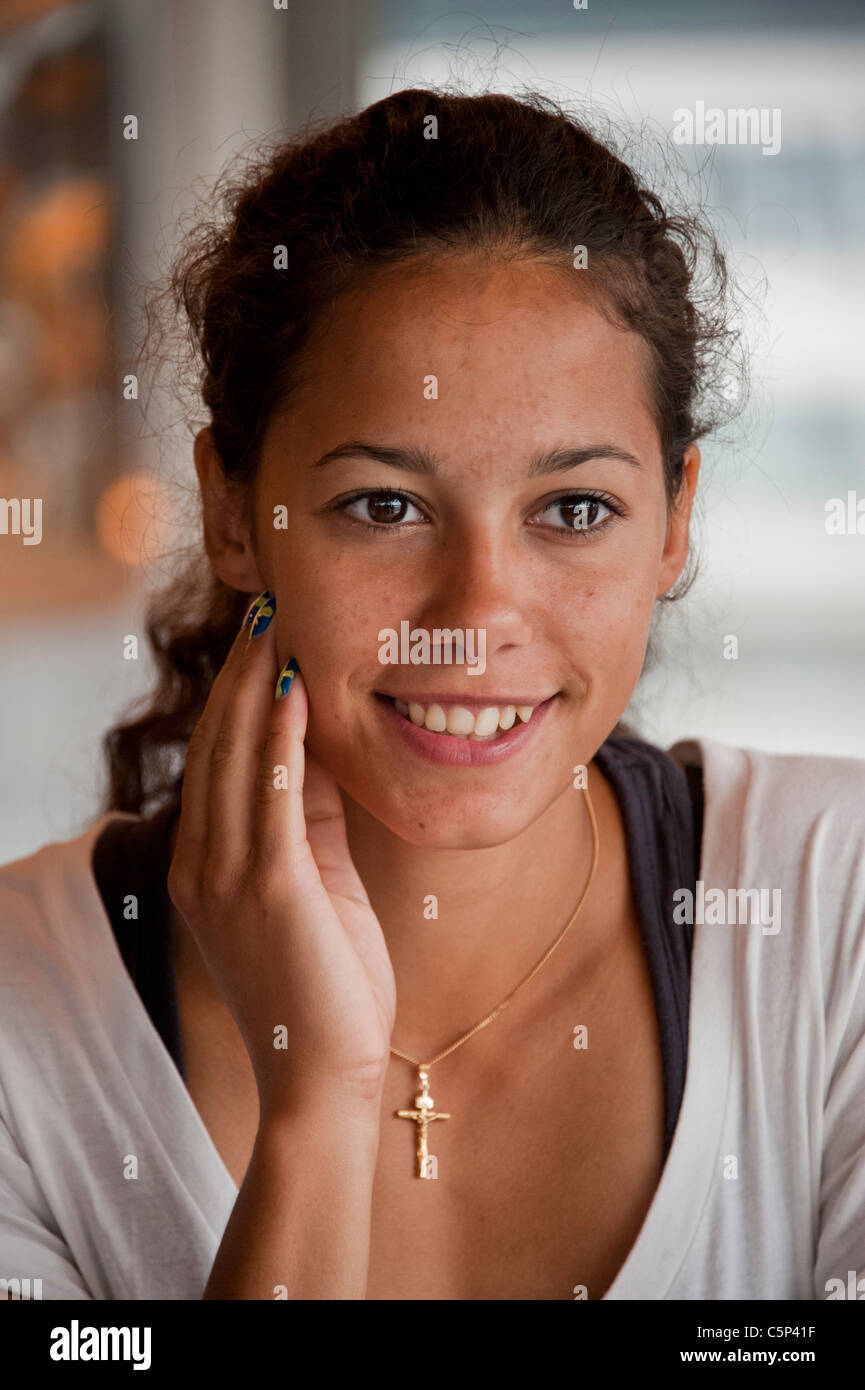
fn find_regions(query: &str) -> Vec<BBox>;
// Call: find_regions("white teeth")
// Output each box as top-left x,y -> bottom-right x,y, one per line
423,703 -> 447,733
446,706 -> 476,738
390,696 -> 540,738
473,706 -> 500,737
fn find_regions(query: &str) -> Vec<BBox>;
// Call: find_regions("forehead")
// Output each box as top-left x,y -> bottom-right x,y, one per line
270,255 -> 660,465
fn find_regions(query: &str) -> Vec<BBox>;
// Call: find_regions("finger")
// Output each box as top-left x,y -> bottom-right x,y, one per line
252,662 -> 313,875
302,753 -> 371,907
172,589 -> 272,873
253,669 -> 377,968
207,601 -> 285,866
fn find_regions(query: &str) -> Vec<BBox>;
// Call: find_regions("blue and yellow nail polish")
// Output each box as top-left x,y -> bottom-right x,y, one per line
245,590 -> 275,640
275,657 -> 299,699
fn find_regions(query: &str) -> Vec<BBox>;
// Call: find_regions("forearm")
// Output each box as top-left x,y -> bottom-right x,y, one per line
203,1098 -> 381,1300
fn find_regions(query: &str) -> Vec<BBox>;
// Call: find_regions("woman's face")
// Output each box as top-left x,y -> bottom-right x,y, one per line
234,255 -> 698,847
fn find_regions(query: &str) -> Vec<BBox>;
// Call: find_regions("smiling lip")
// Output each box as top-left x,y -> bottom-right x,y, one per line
374,691 -> 559,766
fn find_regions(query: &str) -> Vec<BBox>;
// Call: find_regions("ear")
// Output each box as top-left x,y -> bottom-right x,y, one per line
656,444 -> 700,598
193,427 -> 267,593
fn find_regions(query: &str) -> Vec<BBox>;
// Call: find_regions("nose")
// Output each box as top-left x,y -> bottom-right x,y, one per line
415,524 -> 534,653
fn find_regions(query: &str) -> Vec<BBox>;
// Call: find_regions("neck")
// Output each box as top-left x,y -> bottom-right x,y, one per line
341,765 -> 607,1057
167,759 -> 622,1059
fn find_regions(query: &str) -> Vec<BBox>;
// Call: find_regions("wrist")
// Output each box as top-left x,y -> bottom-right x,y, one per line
258,1086 -> 383,1148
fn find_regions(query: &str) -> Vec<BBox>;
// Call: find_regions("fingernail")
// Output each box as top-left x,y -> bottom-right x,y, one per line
245,590 -> 275,641
275,657 -> 299,699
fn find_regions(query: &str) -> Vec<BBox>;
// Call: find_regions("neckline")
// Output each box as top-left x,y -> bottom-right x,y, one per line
601,735 -> 735,1298
592,733 -> 697,1161
77,734 -> 734,1294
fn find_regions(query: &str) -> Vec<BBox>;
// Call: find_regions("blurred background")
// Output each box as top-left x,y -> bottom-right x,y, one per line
0,0 -> 863,863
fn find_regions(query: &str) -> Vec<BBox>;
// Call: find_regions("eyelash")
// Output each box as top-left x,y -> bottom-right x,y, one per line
331,488 -> 626,540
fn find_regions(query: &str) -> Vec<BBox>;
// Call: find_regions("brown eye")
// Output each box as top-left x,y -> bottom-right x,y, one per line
560,498 -> 604,530
532,493 -> 618,534
338,491 -> 427,530
367,494 -> 410,523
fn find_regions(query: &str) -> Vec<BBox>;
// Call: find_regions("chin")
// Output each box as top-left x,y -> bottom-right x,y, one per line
349,780 -> 549,849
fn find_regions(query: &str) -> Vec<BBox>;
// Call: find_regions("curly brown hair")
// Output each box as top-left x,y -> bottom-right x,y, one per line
101,87 -> 742,819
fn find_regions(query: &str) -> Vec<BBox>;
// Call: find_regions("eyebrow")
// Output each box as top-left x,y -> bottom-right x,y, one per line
310,440 -> 642,475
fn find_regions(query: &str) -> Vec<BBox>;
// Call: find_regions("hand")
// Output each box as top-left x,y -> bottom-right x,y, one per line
167,593 -> 397,1118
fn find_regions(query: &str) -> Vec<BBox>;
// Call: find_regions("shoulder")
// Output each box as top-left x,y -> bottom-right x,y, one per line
0,814 -> 146,1128
672,736 -> 865,1045
0,813 -> 135,1009
670,735 -> 865,866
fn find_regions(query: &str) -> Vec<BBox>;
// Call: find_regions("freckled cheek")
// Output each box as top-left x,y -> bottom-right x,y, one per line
555,552 -> 653,625
553,563 -> 656,684
273,571 -> 384,694
591,578 -> 657,632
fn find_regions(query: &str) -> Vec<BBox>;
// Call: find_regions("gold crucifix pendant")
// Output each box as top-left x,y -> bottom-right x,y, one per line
395,1066 -> 450,1179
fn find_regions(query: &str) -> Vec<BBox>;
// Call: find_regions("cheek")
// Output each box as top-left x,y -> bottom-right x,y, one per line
551,552 -> 658,691
556,545 -> 659,630
272,563 -> 388,686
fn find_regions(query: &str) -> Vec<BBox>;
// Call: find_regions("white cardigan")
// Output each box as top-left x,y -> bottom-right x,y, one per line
0,736 -> 863,1300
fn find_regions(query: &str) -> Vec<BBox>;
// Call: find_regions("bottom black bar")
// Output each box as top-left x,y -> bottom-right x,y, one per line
1,1297 -> 858,1377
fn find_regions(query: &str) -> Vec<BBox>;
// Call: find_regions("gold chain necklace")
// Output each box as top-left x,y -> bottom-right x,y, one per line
391,785 -> 600,1178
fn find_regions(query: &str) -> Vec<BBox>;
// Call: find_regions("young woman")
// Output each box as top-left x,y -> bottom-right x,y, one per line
1,89 -> 863,1303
